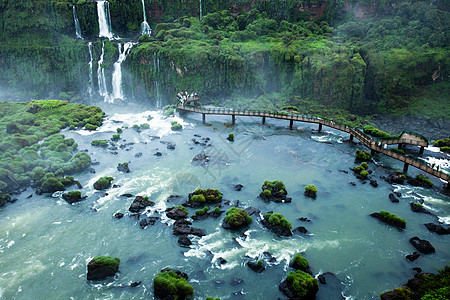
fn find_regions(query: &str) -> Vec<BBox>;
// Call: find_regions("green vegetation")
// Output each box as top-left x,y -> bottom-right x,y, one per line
361,162 -> 369,169
380,287 -> 412,299
194,206 -> 210,216
286,270 -> 319,298
363,125 -> 393,138
355,149 -> 372,161
228,133 -> 234,141
174,205 -> 189,215
0,101 -> 98,193
0,191 -> 11,206
224,207 -> 252,228
91,256 -> 120,269
116,128 -> 123,133
416,175 -> 434,187
257,260 -> 263,267
153,270 -> 194,299
391,148 -> 405,154
292,254 -> 309,270
93,176 -> 114,190
379,210 -> 407,228
360,170 -> 369,178
205,297 -> 220,300
304,185 -> 317,195
140,123 -> 150,130
190,188 -> 223,204
433,139 -> 450,148
163,105 -> 176,116
211,207 -> 221,214
260,180 -> 288,200
111,134 -> 120,141
91,140 -> 108,147
264,212 -> 292,229
171,121 -> 183,131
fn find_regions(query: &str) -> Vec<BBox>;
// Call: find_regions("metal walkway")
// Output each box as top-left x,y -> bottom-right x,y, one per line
178,105 -> 449,183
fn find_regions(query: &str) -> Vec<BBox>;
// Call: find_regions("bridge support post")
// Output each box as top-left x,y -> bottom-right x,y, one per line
349,134 -> 353,141
371,149 -> 375,156
403,163 -> 409,174
232,115 -> 235,125
262,116 -> 266,125
419,146 -> 424,155
398,143 -> 403,149
289,119 -> 294,130
202,113 -> 205,124
318,124 -> 322,132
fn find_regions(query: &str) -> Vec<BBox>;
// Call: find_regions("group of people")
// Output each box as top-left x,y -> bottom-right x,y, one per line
430,163 -> 440,171
176,91 -> 198,106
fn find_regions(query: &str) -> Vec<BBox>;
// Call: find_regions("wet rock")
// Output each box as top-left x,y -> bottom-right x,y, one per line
234,184 -> 244,191
130,281 -> 142,288
191,153 -> 210,166
380,286 -> 411,300
173,219 -> 206,237
386,172 -> 405,184
407,177 -> 433,189
263,252 -> 277,262
147,217 -> 159,225
129,196 -> 155,213
370,180 -> 378,187
370,212 -> 405,229
218,257 -> 227,264
410,202 -> 432,214
117,163 -> 130,173
139,219 -> 148,229
298,217 -> 311,222
160,141 -> 176,150
121,193 -> 133,197
154,151 -> 162,156
318,274 -> 326,284
409,236 -> 435,254
110,151 -> 118,155
245,206 -> 260,216
114,212 -> 124,219
389,193 -> 399,203
62,191 -> 85,204
424,223 -> 450,235
167,195 -> 183,203
230,278 -> 244,286
247,261 -> 265,273
87,256 -> 120,281
279,276 -> 319,300
91,161 -> 100,166
349,182 -> 356,186
261,218 -> 292,237
89,168 -> 96,174
166,206 -> 188,220
406,252 -> 420,262
135,152 -> 142,158
412,267 -> 422,273
177,235 -> 192,247
293,226 -> 308,235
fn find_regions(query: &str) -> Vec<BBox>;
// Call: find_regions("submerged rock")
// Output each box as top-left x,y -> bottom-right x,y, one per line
406,252 -> 420,262
409,237 -> 435,254
389,193 -> 399,203
424,223 -> 450,235
117,162 -> 130,173
234,184 -> 244,191
178,236 -> 192,247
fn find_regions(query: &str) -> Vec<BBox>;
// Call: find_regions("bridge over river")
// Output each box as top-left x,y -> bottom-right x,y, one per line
177,104 -> 450,188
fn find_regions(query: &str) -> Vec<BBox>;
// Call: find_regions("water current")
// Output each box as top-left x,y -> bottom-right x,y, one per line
0,106 -> 448,299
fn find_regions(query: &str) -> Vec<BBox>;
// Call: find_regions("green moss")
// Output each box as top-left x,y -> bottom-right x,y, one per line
190,188 -> 223,203
262,189 -> 272,197
174,205 -> 189,215
171,121 -> 183,131
211,207 -> 221,214
293,254 -> 309,269
363,125 -> 393,138
360,170 -> 369,178
111,134 -> 120,141
257,260 -> 263,267
116,128 -> 123,133
264,212 -> 292,229
85,124 -> 98,131
355,149 -> 372,161
91,140 -> 108,147
194,206 -> 210,216
416,175 -> 434,187
224,207 -> 252,228
380,287 -> 411,299
379,210 -> 407,227
191,194 -> 206,203
93,176 -> 114,190
286,270 -> 319,298
154,270 -> 194,299
92,256 -> 120,269
354,165 -> 364,173
361,162 -> 369,169
304,185 -> 317,195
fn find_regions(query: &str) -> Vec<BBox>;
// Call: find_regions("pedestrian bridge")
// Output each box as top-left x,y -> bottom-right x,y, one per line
177,104 -> 449,185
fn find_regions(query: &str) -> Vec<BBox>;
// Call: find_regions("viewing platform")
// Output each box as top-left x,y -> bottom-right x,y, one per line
177,104 -> 449,186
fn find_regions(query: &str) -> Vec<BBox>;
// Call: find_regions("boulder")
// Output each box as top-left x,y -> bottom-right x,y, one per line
62,191 -> 84,204
129,196 -> 155,213
234,184 -> 244,191
410,202 -> 431,214
389,193 -> 399,203
293,226 -> 308,235
247,261 -> 265,273
386,172 -> 405,184
424,223 -> 450,235
178,236 -> 192,247
154,268 -> 193,300
380,287 -> 412,300
279,271 -> 319,300
191,153 -> 210,166
370,180 -> 378,187
87,256 -> 120,281
166,207 -> 188,220
154,151 -> 162,156
173,219 -> 206,237
114,212 -> 124,219
117,163 -> 130,173
406,252 -> 420,262
409,237 -> 435,254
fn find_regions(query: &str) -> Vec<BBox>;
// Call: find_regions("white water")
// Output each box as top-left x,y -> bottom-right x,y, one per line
97,0 -> 113,39
87,42 -> 94,97
140,0 -> 151,36
111,42 -> 134,101
73,6 -> 83,39
97,41 -> 111,103
153,52 -> 162,108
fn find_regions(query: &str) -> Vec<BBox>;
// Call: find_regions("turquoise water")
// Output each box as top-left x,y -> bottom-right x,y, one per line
0,107 -> 448,299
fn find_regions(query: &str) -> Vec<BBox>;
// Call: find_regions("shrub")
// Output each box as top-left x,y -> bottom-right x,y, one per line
85,124 -> 98,131
191,194 -> 206,203
224,207 -> 252,228
91,256 -> 120,269
153,270 -> 194,299
116,128 -> 123,133
227,133 -> 234,141
432,139 -> 450,147
363,125 -> 393,138
262,189 -> 272,197
93,176 -> 114,190
257,260 -> 263,267
361,162 -> 369,169
264,212 -> 292,229
173,205 -> 189,215
138,34 -> 151,43
304,185 -> 317,195
379,210 -> 406,227
282,106 -> 298,111
293,254 -> 309,269
194,206 -> 210,216
171,121 -> 182,131
360,170 -> 369,178
354,165 -> 364,173
190,188 -> 222,203
91,140 -> 108,147
416,175 -> 433,187
111,134 -> 120,141
355,149 -> 372,161
211,207 -> 221,214
286,270 -> 319,298
140,123 -> 150,130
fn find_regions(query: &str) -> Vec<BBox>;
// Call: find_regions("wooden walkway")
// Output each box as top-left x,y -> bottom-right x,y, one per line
177,105 -> 449,184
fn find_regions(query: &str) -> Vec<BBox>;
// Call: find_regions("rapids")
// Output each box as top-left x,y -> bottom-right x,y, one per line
0,106 -> 448,299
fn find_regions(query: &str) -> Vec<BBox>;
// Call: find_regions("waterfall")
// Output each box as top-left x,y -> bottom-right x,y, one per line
153,51 -> 162,108
141,0 -> 151,36
199,0 -> 202,21
88,42 -> 94,97
112,42 -> 134,101
97,0 -> 113,39
73,6 -> 83,39
97,41 -> 111,103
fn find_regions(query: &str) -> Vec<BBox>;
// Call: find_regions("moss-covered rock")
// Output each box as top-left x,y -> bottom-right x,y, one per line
62,191 -> 83,204
355,149 -> 372,161
171,121 -> 182,131
289,254 -> 311,273
87,256 -> 120,281
262,212 -> 292,237
153,268 -> 194,300
188,188 -> 222,207
166,205 -> 189,220
129,195 -> 155,213
91,139 -> 108,147
279,270 -> 319,299
370,210 -> 406,229
222,207 -> 252,229
259,180 -> 291,203
304,185 -> 317,198
117,162 -> 130,173
93,176 -> 114,190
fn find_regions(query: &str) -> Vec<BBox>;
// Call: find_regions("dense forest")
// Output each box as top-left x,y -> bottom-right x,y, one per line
0,0 -> 448,117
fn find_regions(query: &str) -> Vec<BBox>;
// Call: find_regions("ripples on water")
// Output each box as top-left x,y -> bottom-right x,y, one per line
0,110 -> 448,299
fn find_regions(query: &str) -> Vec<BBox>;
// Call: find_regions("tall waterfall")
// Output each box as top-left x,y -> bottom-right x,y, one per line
97,0 -> 113,39
73,6 -> 83,39
141,0 -> 151,36
97,41 -> 111,102
87,42 -> 94,97
199,0 -> 202,21
112,42 -> 134,101
153,52 -> 162,108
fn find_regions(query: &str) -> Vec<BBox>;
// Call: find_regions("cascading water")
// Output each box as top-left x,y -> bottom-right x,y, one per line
97,41 -> 111,103
140,0 -> 151,36
97,0 -> 113,39
153,51 -> 162,108
199,0 -> 202,21
87,42 -> 94,97
73,6 -> 83,39
112,42 -> 134,101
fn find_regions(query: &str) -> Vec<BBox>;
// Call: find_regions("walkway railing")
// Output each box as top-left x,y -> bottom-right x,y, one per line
177,105 -> 449,182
